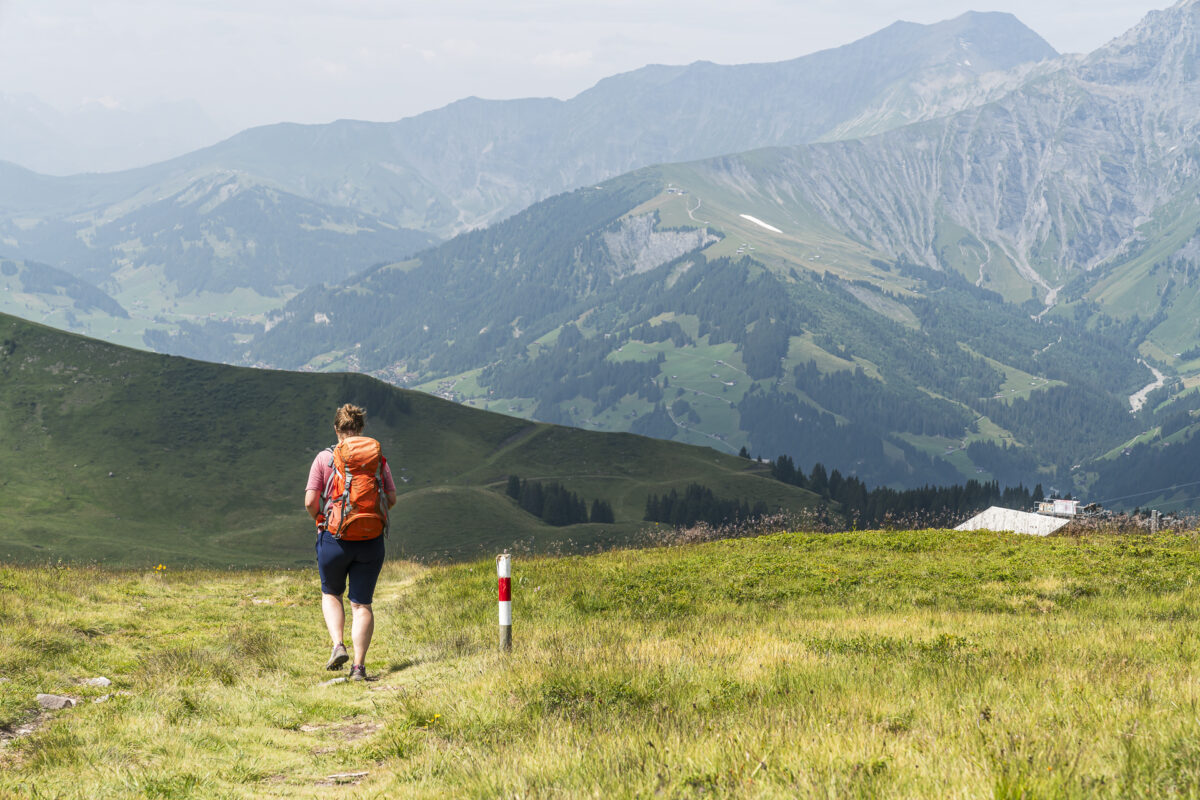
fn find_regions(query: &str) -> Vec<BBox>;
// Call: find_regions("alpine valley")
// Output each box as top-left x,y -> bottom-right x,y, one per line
0,11 -> 1056,353
6,3 -> 1200,510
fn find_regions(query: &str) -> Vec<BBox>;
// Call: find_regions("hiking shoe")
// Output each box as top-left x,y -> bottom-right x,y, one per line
349,665 -> 367,681
326,643 -> 349,671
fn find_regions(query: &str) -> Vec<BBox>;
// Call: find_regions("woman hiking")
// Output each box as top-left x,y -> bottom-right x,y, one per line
304,403 -> 397,680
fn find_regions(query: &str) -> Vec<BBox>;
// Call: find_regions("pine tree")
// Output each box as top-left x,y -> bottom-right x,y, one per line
589,498 -> 614,524
644,494 -> 660,521
542,489 -> 569,526
809,463 -> 829,496
519,481 -> 545,517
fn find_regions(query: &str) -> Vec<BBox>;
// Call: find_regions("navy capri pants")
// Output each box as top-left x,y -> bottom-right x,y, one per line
315,531 -> 385,605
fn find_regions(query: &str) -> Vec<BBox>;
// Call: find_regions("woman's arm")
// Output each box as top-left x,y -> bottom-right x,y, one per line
382,461 -> 398,508
304,489 -> 322,520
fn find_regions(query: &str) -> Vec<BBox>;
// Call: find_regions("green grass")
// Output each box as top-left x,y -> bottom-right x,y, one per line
644,164 -> 908,292
432,334 -> 768,456
611,337 -> 754,452
1091,193 -> 1200,319
0,260 -> 294,352
785,333 -> 881,379
894,409 -> 1026,482
7,529 -> 1200,797
931,217 -> 1031,303
961,345 -> 1067,405
0,313 -> 818,567
1143,282 -> 1200,365
1086,188 -> 1200,364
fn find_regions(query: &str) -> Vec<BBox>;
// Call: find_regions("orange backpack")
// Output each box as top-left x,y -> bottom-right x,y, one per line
321,436 -> 389,541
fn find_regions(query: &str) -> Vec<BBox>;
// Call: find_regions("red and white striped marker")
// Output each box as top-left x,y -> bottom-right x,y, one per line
497,553 -> 512,651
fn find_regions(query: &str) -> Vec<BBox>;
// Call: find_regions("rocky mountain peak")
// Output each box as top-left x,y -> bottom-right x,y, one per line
909,10 -> 1058,71
1080,0 -> 1200,88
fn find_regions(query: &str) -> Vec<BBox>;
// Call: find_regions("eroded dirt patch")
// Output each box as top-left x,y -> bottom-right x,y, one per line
299,718 -> 382,741
0,711 -> 52,764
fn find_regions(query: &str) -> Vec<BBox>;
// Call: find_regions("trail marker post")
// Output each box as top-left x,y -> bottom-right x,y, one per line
497,553 -> 512,652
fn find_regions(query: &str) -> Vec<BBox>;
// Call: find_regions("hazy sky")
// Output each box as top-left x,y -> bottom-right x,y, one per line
0,0 -> 1172,133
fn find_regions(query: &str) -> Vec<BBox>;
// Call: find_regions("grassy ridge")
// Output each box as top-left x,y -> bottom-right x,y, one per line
0,313 -> 817,566
5,529 -> 1200,797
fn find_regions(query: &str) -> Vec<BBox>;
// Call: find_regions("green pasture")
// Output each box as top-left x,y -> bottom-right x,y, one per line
961,345 -> 1066,405
8,530 -> 1200,797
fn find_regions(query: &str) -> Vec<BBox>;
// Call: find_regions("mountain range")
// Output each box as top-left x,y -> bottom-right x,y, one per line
243,0 -> 1200,505
0,11 -> 1054,301
5,3 -> 1200,509
0,93 -> 231,175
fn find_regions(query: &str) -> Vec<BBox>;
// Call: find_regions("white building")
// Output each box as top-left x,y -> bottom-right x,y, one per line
955,506 -> 1071,537
1036,499 -> 1080,517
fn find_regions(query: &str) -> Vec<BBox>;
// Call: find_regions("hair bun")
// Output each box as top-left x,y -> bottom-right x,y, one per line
334,403 -> 367,433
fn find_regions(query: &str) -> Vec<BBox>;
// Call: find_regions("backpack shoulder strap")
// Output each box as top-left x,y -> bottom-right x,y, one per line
316,445 -> 339,537
320,444 -> 343,527
321,445 -> 339,495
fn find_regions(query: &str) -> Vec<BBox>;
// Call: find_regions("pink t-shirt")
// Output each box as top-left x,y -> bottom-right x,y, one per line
306,447 -> 396,498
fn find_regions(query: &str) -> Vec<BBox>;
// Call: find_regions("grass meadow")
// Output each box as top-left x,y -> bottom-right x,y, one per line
5,529 -> 1200,798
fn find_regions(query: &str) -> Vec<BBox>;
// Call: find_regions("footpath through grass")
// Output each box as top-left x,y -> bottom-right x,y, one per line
5,529 -> 1200,798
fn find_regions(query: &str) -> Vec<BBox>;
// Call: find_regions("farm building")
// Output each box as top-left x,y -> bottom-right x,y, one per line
955,507 -> 1071,537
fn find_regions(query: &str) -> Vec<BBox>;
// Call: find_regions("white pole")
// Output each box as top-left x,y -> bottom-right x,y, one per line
497,553 -> 512,652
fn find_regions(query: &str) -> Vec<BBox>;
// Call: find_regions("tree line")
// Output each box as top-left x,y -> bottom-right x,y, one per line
767,454 -> 1039,527
643,483 -> 769,528
506,476 -> 615,525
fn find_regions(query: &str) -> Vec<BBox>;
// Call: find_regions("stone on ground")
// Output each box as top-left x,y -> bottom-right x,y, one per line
36,694 -> 76,710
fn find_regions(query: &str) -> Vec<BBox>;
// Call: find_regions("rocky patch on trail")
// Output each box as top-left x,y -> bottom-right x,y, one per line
36,694 -> 78,711
317,771 -> 369,786
0,712 -> 50,745
1,694 -> 79,748
1,678 -> 116,749
299,719 -> 382,740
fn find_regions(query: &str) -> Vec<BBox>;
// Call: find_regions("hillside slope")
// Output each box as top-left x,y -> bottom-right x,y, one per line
245,157 -> 1149,491
0,313 -> 819,566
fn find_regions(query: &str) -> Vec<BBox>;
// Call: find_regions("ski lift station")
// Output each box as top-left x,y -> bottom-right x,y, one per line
1036,499 -> 1080,517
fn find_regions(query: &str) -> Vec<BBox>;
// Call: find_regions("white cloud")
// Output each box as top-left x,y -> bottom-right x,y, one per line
440,38 -> 481,58
313,59 -> 349,77
84,95 -> 122,110
533,49 -> 594,68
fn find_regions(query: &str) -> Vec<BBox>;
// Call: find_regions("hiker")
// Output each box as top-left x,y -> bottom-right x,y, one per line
304,403 -> 397,681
